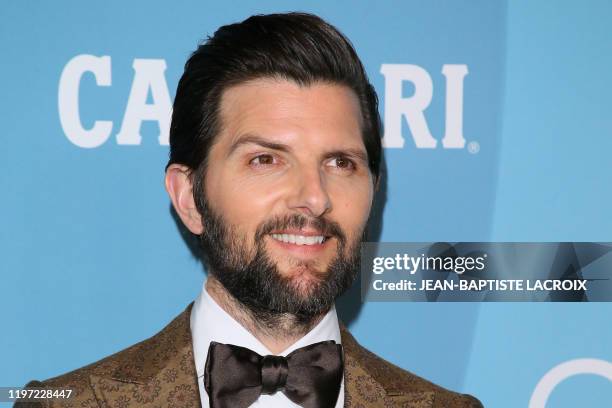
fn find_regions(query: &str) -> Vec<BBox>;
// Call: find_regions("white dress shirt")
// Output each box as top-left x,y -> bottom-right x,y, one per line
190,279 -> 345,408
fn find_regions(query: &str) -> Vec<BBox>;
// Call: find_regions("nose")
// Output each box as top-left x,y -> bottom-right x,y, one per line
286,167 -> 332,218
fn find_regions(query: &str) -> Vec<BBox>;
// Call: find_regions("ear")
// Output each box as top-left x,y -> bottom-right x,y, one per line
165,164 -> 203,235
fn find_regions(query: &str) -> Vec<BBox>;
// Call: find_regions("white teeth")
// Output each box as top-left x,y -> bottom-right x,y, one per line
270,233 -> 325,245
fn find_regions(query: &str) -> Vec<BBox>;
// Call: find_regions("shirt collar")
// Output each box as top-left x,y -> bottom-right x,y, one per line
190,278 -> 342,377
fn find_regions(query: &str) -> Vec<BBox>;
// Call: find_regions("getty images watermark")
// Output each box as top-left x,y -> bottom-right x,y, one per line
360,243 -> 612,302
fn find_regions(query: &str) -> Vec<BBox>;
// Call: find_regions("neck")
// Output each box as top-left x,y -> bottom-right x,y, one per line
205,277 -> 327,354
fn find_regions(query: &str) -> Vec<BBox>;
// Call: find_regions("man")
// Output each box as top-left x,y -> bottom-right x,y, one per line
18,13 -> 482,408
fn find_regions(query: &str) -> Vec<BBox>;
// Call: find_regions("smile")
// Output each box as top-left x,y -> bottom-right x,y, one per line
270,233 -> 325,245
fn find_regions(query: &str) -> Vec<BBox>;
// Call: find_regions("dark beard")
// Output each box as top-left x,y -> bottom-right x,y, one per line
198,201 -> 361,327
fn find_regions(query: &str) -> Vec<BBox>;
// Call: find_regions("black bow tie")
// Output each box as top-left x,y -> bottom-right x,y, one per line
204,340 -> 343,408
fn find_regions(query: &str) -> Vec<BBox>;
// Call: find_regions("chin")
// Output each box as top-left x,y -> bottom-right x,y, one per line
283,266 -> 327,294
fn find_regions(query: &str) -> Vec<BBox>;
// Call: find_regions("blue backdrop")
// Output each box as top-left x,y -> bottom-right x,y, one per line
2,1 -> 611,407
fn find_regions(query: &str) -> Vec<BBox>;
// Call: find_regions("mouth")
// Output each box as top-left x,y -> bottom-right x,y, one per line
269,233 -> 327,246
266,229 -> 333,258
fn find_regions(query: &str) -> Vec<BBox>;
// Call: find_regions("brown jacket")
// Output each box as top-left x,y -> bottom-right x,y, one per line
17,303 -> 482,407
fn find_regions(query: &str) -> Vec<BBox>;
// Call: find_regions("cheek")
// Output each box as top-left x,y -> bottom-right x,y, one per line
207,173 -> 287,228
330,181 -> 373,232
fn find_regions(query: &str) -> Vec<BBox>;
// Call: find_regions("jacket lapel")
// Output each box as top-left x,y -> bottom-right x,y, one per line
342,348 -> 390,407
89,303 -> 202,408
341,326 -> 434,408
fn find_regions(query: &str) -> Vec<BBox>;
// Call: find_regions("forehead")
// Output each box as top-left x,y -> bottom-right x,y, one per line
216,77 -> 364,150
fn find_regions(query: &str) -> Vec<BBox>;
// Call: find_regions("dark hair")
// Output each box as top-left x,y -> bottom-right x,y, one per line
167,12 -> 382,214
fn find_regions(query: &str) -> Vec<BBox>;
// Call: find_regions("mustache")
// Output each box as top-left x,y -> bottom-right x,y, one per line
255,214 -> 346,243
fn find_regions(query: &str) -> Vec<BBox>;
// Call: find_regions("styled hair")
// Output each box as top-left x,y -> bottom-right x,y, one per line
167,12 -> 382,213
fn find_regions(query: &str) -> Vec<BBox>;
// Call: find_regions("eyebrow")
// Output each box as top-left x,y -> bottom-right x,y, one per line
227,134 -> 291,157
227,133 -> 369,164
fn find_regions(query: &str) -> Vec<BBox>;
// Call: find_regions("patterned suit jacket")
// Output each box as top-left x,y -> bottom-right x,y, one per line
17,303 -> 482,408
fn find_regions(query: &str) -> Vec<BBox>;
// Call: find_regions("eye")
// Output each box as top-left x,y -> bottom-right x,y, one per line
249,154 -> 277,166
326,156 -> 355,171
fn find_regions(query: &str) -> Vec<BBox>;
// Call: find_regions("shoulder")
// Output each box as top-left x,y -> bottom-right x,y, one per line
16,337 -> 153,407
341,326 -> 483,408
17,304 -> 194,407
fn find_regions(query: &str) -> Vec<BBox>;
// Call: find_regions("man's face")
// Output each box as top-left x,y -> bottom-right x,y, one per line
200,78 -> 374,317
